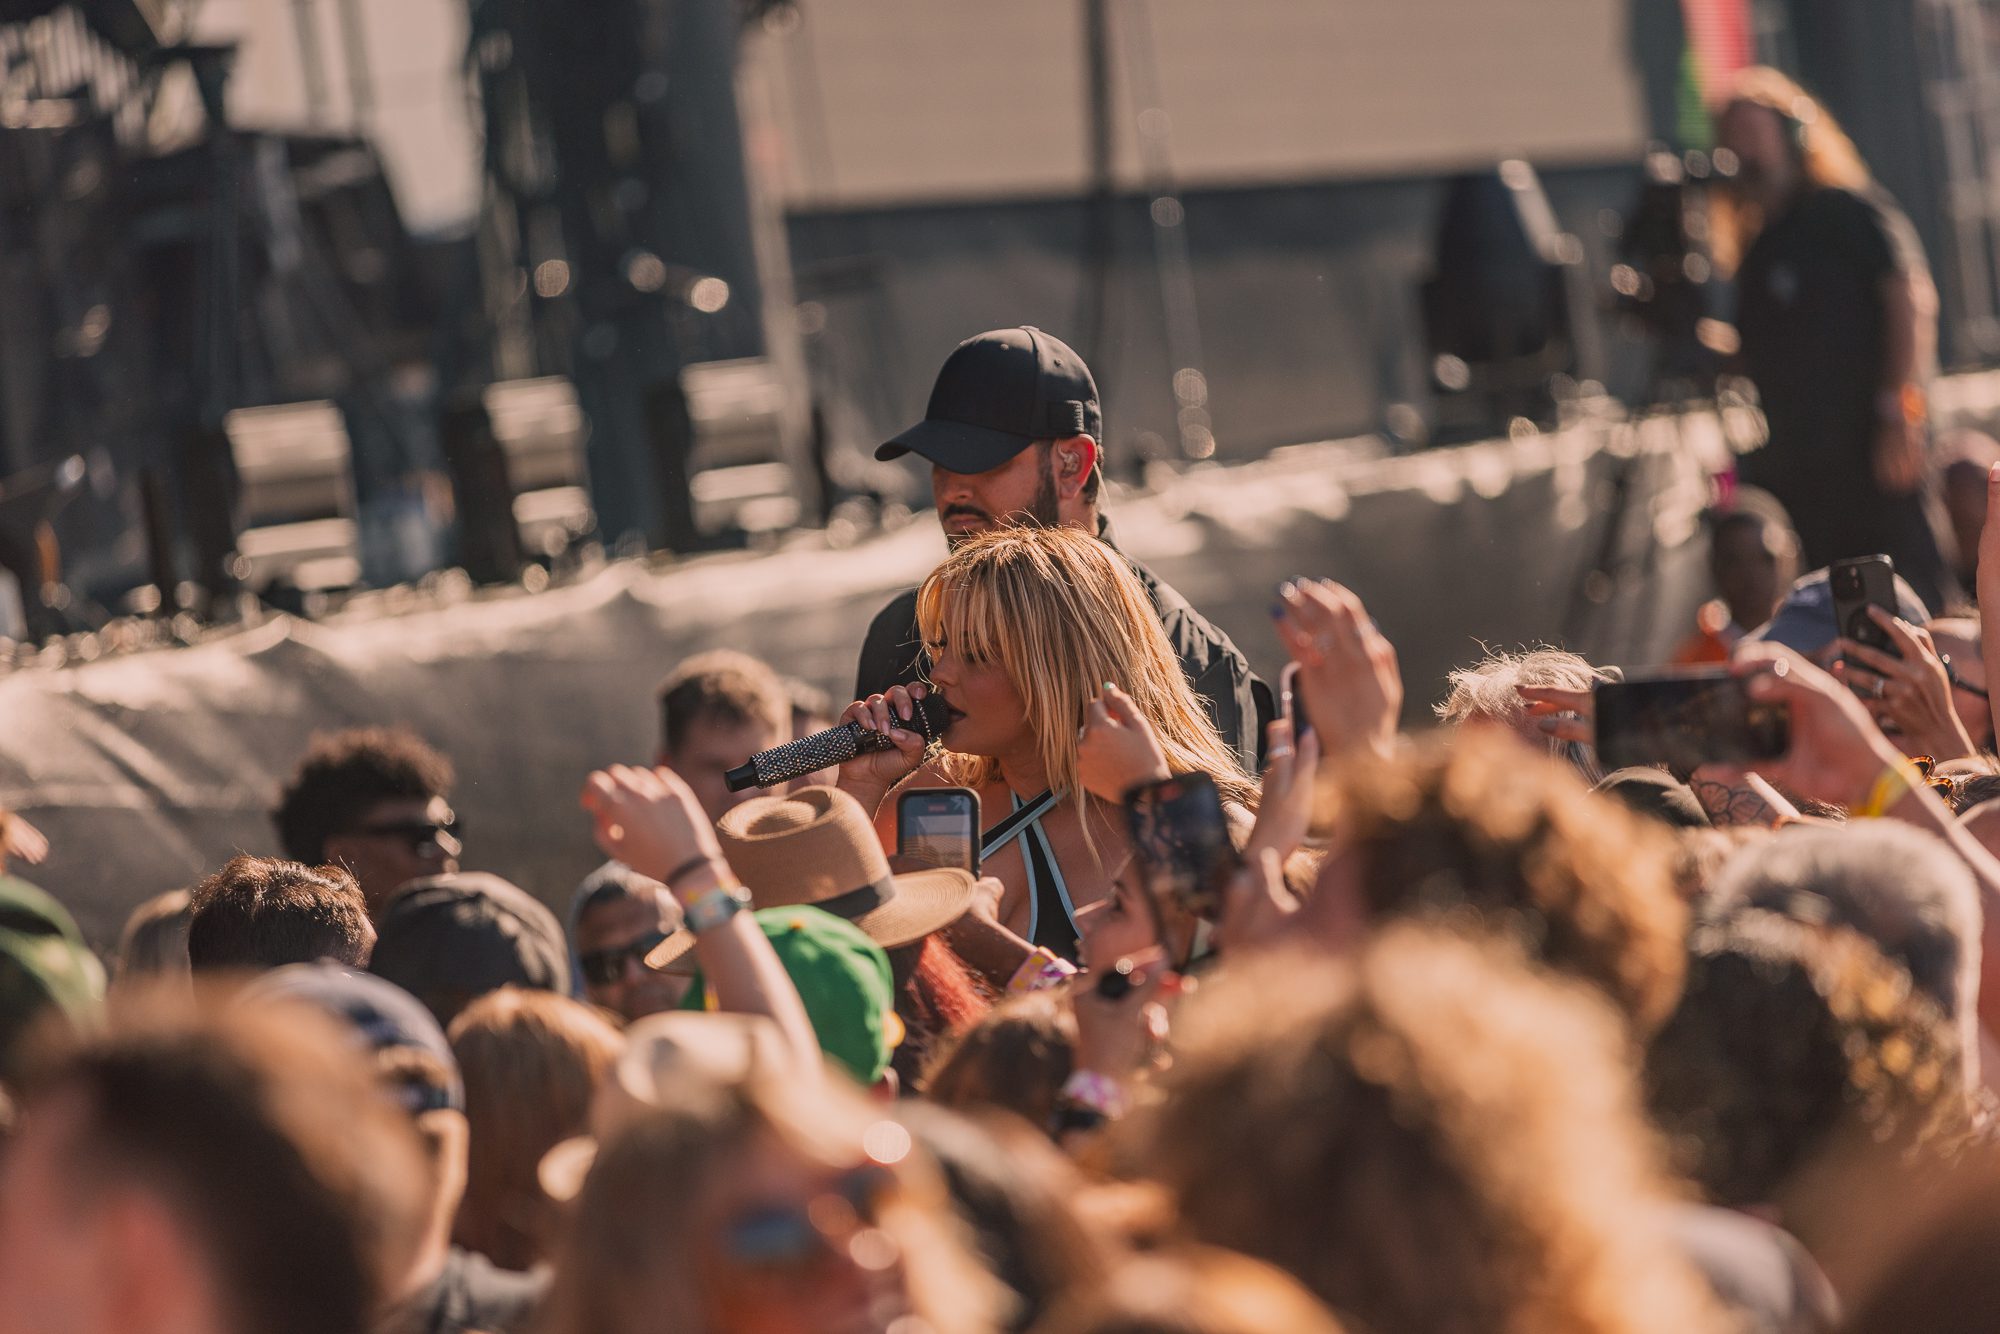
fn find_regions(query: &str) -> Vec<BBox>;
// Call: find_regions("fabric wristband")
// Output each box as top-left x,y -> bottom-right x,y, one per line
1854,760 -> 1923,820
683,882 -> 752,934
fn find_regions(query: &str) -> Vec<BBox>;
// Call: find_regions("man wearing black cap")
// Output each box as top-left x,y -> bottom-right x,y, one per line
858,326 -> 1268,770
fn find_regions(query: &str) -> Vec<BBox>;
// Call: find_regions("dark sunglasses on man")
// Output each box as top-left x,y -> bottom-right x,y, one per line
577,930 -> 694,988
350,813 -> 464,860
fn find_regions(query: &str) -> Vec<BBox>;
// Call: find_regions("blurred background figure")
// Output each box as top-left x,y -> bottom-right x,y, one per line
1937,429 -> 2000,599
656,650 -> 793,825
1674,488 -> 1801,663
567,861 -> 695,1025
0,873 -> 104,1085
0,986 -> 429,1334
274,728 -> 462,920
113,887 -> 192,985
1713,67 -> 1951,612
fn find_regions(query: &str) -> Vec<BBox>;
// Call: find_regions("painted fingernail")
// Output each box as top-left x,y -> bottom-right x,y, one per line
1102,680 -> 1116,692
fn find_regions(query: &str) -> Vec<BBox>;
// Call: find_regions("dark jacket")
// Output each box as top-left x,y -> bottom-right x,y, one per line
854,517 -> 1270,773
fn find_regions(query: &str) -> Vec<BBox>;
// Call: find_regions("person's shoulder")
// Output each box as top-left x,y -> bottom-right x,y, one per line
866,586 -> 921,629
1807,184 -> 1900,236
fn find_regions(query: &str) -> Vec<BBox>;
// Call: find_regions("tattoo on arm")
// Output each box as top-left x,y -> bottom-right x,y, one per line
1689,777 -> 1777,827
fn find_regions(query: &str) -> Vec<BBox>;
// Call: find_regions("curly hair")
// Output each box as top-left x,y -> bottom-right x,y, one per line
1318,729 -> 1688,1034
1645,909 -> 1969,1207
923,985 -> 1078,1129
1134,925 -> 1725,1334
272,727 -> 455,865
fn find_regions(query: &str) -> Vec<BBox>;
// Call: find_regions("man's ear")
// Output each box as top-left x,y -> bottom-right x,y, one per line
1052,435 -> 1098,500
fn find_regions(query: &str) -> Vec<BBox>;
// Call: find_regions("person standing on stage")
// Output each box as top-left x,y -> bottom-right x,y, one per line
1714,67 -> 1952,612
856,327 -> 1268,773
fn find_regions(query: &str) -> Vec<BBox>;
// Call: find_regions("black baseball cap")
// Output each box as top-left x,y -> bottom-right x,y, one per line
877,327 -> 1102,473
367,872 -> 570,1028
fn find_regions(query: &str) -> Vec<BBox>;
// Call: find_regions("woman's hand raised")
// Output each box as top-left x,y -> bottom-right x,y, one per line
1272,579 -> 1401,763
579,764 -> 725,896
1077,683 -> 1172,804
836,683 -> 933,802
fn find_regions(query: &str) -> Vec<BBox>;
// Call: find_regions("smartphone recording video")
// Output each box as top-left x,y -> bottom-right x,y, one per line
1830,554 -> 1901,662
896,788 -> 981,875
1279,661 -> 1312,738
1124,772 -> 1241,921
1594,668 -> 1790,775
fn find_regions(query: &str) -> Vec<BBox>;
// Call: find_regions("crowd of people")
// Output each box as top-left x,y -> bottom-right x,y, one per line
9,67 -> 2000,1334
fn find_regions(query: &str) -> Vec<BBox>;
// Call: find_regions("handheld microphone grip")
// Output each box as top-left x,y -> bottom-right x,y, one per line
724,693 -> 948,792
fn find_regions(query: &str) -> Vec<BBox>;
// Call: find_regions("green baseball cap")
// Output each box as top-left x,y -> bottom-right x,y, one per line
680,905 -> 901,1086
0,876 -> 106,1077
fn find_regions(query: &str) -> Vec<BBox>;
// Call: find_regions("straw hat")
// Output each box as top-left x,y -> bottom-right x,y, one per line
703,786 -> 975,950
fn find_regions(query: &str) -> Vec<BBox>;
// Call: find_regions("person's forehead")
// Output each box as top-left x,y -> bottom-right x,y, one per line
357,796 -> 440,827
677,715 -> 781,758
578,892 -> 664,942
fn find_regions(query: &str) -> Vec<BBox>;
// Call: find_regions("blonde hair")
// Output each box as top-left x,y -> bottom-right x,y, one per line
915,527 -> 1256,825
447,987 -> 622,1271
1711,67 -> 1871,276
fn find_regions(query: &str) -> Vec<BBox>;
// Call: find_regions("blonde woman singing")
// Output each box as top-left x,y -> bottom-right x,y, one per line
836,526 -> 1257,961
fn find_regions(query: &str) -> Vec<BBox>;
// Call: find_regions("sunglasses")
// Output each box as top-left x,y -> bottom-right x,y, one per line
719,1163 -> 898,1278
577,930 -> 687,987
1942,655 -> 1990,702
350,816 -> 463,858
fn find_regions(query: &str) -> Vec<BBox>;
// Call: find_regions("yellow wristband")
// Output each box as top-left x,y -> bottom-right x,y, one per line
1854,760 -> 1923,820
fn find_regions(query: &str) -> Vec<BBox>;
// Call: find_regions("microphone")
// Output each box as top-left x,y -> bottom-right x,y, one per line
725,693 -> 950,792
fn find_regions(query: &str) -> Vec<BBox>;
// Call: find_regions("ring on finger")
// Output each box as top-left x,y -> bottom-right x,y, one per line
1269,743 -> 1295,760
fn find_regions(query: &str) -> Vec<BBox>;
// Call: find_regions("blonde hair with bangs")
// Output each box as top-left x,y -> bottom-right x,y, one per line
915,527 -> 1256,823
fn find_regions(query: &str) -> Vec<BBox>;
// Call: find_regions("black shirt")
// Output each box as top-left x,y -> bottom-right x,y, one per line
854,516 -> 1270,773
1734,184 -> 1938,578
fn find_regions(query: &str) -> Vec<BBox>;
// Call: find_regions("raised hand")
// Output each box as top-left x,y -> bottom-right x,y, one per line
1516,684 -> 1594,746
1244,717 -> 1321,863
835,683 -> 933,798
1834,608 -> 1978,762
0,809 -> 47,869
1272,579 -> 1401,763
1731,644 -> 1909,812
1077,683 -> 1172,804
579,764 -> 726,896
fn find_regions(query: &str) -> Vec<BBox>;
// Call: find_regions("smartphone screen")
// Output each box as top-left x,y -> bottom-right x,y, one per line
1594,668 -> 1790,774
1279,661 -> 1312,738
1830,555 -> 1900,660
897,788 -> 981,875
1124,772 -> 1242,921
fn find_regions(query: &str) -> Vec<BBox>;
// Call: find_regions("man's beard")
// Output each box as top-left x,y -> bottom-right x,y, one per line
944,458 -> 1062,547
